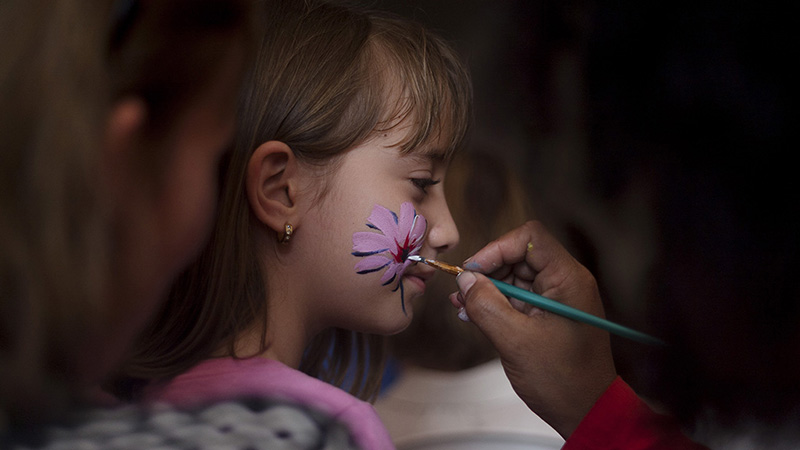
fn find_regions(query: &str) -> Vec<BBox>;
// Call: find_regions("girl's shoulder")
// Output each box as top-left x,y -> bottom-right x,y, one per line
148,357 -> 360,412
145,357 -> 394,450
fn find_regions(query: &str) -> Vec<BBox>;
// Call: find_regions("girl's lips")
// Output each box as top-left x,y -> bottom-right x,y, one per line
403,267 -> 435,293
404,274 -> 427,293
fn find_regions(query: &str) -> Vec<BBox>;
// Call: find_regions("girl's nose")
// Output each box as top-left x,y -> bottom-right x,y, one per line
425,201 -> 459,253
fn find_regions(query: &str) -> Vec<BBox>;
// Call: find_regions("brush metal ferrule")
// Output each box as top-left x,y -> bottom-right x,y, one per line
408,255 -> 464,276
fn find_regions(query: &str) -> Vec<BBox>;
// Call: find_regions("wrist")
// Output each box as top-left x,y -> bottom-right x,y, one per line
558,373 -> 618,438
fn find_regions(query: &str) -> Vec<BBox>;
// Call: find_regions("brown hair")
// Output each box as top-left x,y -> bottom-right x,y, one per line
1,0 -> 112,420
120,0 -> 472,401
107,0 -> 253,179
0,0 -> 251,423
389,150 -> 534,371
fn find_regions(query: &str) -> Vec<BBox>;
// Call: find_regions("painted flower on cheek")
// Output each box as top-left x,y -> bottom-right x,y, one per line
351,202 -> 427,314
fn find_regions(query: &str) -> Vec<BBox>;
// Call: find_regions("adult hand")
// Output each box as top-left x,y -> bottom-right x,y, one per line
452,221 -> 617,438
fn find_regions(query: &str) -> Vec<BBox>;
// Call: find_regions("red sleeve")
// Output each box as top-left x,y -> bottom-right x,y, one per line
562,376 -> 709,450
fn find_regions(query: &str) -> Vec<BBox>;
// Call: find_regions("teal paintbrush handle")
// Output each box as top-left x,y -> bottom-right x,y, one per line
490,278 -> 666,346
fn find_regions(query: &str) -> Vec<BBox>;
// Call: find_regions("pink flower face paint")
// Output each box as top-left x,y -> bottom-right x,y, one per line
352,202 -> 427,313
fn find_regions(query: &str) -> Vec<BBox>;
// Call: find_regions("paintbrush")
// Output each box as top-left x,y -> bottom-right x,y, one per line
408,255 -> 666,346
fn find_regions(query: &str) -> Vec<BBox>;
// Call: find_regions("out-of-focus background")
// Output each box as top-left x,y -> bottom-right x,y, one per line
372,0 -> 797,441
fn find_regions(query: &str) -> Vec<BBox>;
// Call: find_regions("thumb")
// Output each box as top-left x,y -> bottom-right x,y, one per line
457,271 -> 527,349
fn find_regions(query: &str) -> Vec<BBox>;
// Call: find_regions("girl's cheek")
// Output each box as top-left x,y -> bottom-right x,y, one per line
349,202 -> 427,313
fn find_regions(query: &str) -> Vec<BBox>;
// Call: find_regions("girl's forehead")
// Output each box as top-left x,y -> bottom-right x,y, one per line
407,141 -> 450,163
403,128 -> 456,164
372,63 -> 462,162
375,109 -> 457,163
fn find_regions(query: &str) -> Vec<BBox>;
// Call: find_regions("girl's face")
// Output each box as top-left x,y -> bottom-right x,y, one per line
294,124 -> 459,335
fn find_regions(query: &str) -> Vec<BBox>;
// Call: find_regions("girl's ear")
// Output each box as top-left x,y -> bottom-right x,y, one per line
246,140 -> 300,234
102,98 -> 148,196
105,98 -> 147,152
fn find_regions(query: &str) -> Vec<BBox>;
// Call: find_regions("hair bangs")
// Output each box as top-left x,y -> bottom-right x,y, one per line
367,15 -> 472,162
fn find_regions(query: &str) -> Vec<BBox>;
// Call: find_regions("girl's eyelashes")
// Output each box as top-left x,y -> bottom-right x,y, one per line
410,177 -> 440,194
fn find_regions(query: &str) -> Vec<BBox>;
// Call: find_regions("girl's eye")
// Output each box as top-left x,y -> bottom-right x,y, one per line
410,177 -> 440,194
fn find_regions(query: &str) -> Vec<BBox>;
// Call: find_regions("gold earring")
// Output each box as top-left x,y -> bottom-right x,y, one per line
278,223 -> 293,244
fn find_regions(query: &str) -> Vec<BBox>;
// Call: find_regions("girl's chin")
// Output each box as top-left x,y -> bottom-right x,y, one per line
388,312 -> 414,335
367,308 -> 414,336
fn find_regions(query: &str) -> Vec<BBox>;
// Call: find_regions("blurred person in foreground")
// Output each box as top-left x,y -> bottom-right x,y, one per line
2,1 -> 357,448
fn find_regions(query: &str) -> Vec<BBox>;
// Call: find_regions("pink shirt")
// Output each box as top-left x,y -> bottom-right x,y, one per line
143,357 -> 394,450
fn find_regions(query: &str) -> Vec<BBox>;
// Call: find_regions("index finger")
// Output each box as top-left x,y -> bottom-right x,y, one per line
464,221 -> 562,276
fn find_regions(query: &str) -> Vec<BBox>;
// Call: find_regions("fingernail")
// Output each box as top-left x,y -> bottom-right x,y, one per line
463,260 -> 482,271
457,307 -> 470,322
456,271 -> 477,293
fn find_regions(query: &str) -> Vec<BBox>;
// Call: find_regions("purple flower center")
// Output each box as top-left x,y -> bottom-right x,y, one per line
393,235 -> 411,263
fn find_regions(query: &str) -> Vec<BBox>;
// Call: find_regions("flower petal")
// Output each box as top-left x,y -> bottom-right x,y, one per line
408,213 -> 427,247
354,255 -> 391,274
379,262 -> 403,285
352,231 -> 393,254
381,259 -> 413,285
396,202 -> 416,238
366,204 -> 399,238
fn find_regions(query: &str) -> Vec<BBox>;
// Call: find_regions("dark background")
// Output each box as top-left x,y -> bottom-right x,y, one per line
373,0 -> 797,439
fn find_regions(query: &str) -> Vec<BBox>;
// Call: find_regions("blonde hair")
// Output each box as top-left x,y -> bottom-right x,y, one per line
1,0 -> 251,422
121,0 -> 472,401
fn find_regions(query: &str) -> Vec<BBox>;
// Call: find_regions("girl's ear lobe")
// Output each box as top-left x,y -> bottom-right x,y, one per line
102,98 -> 148,195
105,98 -> 147,152
246,140 -> 300,233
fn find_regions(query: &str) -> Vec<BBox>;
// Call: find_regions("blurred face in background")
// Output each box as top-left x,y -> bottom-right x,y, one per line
92,46 -> 244,383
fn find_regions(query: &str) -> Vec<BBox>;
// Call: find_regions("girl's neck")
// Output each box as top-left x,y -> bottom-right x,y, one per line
229,325 -> 307,369
224,244 -> 326,369
224,288 -> 320,369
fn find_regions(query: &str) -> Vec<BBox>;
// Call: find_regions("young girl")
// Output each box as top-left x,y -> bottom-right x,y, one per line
117,1 -> 472,448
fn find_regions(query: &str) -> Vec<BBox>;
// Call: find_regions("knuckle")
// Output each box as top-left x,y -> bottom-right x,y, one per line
523,220 -> 542,234
574,264 -> 598,289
